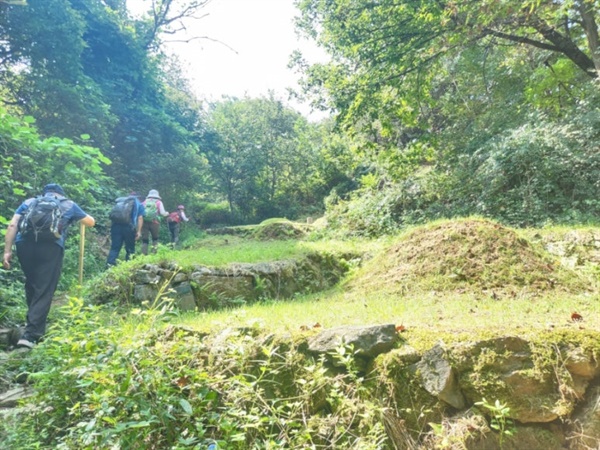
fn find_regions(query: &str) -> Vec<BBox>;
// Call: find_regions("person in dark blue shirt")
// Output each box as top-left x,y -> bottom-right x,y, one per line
106,192 -> 145,267
3,183 -> 95,349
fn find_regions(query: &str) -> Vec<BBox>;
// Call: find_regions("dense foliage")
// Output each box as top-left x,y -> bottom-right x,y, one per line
0,106 -> 111,222
1,299 -> 388,449
0,0 -> 210,206
0,0 -> 348,224
295,0 -> 600,235
202,95 -> 349,222
1,0 -> 599,234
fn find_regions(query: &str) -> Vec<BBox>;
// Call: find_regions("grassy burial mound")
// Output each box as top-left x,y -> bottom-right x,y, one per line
251,218 -> 309,240
349,218 -> 589,297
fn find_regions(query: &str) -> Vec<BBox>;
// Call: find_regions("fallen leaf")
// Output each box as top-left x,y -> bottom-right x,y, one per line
174,376 -> 190,388
571,312 -> 583,322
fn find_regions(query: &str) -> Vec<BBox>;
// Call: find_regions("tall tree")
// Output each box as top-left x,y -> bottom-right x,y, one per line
295,0 -> 599,125
294,0 -> 600,228
204,95 -> 331,222
0,0 -> 209,197
0,0 -> 117,148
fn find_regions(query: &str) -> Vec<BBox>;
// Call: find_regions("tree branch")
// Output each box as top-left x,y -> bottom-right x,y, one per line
482,28 -> 559,52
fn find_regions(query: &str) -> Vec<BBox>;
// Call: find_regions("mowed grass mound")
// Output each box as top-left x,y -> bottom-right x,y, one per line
348,218 -> 589,297
251,218 -> 309,240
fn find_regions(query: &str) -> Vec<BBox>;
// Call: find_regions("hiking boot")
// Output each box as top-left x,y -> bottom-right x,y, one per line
16,338 -> 35,349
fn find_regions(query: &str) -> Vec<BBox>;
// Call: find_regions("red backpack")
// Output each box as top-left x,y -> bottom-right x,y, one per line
168,211 -> 181,223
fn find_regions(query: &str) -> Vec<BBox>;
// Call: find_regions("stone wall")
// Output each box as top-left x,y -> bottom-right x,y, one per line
1,323 -> 599,448
119,252 -> 350,311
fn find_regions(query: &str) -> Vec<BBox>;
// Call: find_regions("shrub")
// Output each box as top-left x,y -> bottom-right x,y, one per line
196,202 -> 233,228
1,300 -> 390,449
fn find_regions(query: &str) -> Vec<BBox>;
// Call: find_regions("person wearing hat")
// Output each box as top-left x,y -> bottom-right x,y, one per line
167,204 -> 190,247
3,183 -> 95,349
141,189 -> 169,254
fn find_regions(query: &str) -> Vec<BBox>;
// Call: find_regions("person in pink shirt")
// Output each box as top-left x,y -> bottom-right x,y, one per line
141,189 -> 169,254
167,204 -> 190,247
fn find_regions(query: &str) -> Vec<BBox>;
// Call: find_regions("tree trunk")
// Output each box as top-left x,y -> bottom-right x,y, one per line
577,0 -> 600,75
529,16 -> 597,78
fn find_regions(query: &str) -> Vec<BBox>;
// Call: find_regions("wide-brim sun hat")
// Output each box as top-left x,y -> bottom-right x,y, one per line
147,189 -> 161,199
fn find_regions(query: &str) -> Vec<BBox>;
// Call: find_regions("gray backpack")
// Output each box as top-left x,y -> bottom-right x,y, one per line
19,196 -> 67,241
109,196 -> 136,225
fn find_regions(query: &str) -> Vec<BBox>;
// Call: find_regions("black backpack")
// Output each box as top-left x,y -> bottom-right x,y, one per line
109,196 -> 136,225
19,196 -> 67,241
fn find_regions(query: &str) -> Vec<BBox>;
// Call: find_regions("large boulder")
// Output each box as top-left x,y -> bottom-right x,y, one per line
452,337 -> 569,423
307,324 -> 399,365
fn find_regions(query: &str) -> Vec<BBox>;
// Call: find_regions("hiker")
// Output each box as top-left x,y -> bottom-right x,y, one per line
141,189 -> 169,255
167,204 -> 189,246
2,183 -> 95,349
106,192 -> 145,267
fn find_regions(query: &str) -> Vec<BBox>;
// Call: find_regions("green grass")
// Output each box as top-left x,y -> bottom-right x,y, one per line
161,219 -> 600,353
175,287 -> 600,350
100,220 -> 600,349
142,234 -> 387,267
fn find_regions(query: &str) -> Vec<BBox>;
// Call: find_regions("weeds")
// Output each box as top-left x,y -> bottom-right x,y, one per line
474,398 -> 515,447
1,297 -> 391,449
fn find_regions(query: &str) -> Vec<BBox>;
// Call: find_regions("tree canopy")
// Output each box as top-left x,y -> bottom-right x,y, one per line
0,0 -> 209,203
1,0 -> 599,233
294,0 -> 600,232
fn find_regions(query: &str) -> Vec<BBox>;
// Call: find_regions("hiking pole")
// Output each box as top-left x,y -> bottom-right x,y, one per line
79,221 -> 85,285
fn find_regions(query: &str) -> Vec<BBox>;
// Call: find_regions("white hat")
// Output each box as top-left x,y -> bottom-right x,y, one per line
147,189 -> 161,199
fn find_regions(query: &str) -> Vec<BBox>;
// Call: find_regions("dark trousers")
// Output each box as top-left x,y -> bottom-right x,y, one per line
16,240 -> 64,342
107,223 -> 136,266
168,221 -> 181,244
141,221 -> 160,243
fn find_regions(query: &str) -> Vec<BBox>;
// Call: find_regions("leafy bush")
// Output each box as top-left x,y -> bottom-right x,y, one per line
323,174 -> 443,238
1,299 -> 389,449
325,107 -> 600,236
196,202 -> 233,228
0,106 -> 112,225
324,188 -> 401,238
449,113 -> 600,226
0,274 -> 25,327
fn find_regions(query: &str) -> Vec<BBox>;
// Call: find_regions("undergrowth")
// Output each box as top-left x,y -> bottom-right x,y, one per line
1,296 -> 390,449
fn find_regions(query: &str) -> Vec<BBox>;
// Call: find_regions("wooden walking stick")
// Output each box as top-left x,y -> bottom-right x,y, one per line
79,221 -> 85,285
